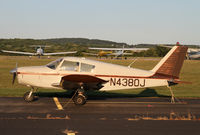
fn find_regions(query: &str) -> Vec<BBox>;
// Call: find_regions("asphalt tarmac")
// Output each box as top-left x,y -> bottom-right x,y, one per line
1,97 -> 200,135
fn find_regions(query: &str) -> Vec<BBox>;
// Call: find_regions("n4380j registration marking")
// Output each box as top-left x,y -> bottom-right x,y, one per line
110,78 -> 145,87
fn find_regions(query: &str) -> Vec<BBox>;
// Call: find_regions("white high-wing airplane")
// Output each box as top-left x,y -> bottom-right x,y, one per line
2,46 -> 77,57
10,43 -> 188,105
88,46 -> 148,57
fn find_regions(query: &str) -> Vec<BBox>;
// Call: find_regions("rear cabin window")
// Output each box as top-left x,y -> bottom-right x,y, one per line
60,60 -> 79,71
80,63 -> 95,72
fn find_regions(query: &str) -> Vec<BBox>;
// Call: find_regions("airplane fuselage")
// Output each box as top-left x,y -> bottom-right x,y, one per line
35,48 -> 44,56
16,57 -> 168,91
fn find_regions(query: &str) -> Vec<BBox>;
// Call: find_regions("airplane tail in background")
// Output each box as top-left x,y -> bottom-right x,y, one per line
151,43 -> 188,79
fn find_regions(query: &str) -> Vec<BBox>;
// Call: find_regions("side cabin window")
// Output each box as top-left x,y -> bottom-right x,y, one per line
60,60 -> 79,71
80,63 -> 95,72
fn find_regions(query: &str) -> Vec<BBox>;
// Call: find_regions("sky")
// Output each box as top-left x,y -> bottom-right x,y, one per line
0,0 -> 200,45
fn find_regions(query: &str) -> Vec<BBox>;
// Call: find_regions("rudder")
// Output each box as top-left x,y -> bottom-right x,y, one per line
151,43 -> 188,79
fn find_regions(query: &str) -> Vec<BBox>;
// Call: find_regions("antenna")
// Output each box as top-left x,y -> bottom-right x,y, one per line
128,57 -> 138,68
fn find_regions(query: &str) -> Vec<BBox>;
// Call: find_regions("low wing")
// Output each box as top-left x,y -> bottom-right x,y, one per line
159,45 -> 173,48
43,51 -> 77,56
129,48 -> 149,52
52,74 -> 108,91
122,53 -> 133,55
1,50 -> 34,55
82,52 -> 98,56
89,47 -> 148,51
111,52 -> 133,55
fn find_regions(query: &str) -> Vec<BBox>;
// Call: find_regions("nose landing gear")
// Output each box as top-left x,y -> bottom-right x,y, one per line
23,87 -> 37,102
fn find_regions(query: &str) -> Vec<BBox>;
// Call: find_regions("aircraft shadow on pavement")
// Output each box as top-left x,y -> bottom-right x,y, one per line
35,88 -> 169,100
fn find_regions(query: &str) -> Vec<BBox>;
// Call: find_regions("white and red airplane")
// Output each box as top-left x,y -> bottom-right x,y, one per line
10,43 -> 188,105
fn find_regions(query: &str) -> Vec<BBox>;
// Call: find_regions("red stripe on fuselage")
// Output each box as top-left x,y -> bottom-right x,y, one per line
18,72 -> 59,75
17,72 -> 171,80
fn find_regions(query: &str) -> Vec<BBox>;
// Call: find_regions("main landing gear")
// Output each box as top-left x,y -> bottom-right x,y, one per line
167,85 -> 180,103
72,88 -> 87,105
62,86 -> 87,108
23,87 -> 37,102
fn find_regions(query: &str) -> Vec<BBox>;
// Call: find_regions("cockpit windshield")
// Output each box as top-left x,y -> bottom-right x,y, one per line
46,58 -> 63,69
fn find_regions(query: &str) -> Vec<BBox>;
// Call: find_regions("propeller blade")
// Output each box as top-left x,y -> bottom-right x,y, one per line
12,72 -> 16,85
10,62 -> 18,85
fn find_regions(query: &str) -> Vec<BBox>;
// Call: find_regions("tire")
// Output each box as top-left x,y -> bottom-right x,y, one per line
73,95 -> 86,105
23,92 -> 34,102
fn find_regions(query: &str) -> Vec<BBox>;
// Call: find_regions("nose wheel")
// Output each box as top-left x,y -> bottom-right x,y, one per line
23,91 -> 35,102
23,87 -> 37,102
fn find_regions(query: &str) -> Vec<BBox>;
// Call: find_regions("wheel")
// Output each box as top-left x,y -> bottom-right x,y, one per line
23,91 -> 34,102
73,95 -> 86,105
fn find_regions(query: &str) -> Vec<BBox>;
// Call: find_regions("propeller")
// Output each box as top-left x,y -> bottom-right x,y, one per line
10,63 -> 18,85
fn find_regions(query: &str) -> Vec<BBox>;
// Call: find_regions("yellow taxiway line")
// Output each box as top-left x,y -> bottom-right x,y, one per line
53,97 -> 63,110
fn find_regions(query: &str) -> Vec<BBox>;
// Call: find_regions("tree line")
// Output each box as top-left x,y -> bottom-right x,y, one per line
0,38 -> 176,57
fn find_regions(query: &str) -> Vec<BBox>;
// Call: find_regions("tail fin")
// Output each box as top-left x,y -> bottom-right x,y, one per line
151,43 -> 188,79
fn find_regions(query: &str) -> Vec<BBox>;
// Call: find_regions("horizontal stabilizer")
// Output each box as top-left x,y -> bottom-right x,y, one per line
173,80 -> 192,84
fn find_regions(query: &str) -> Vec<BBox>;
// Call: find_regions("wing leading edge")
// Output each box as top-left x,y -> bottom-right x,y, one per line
2,50 -> 35,55
43,51 -> 77,56
89,47 -> 148,51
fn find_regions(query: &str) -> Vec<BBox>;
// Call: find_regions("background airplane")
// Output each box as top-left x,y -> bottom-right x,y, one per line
86,46 -> 149,58
187,48 -> 200,60
1,45 -> 77,58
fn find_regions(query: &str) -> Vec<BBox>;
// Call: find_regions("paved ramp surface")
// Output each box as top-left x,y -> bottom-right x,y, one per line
0,97 -> 200,135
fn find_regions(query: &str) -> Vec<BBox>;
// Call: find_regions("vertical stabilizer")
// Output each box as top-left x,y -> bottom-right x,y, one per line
151,43 -> 188,79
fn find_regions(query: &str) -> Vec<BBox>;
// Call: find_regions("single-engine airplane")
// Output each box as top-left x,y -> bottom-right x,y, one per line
10,42 -> 188,105
2,45 -> 77,58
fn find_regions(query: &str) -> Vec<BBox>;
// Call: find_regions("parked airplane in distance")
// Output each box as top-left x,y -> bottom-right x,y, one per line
10,43 -> 189,105
160,43 -> 200,60
86,46 -> 148,58
2,45 -> 77,58
187,48 -> 200,60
